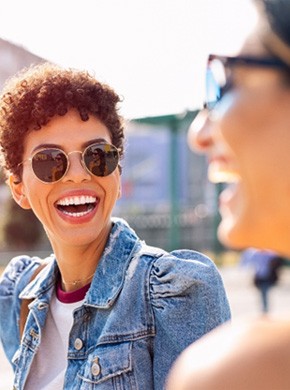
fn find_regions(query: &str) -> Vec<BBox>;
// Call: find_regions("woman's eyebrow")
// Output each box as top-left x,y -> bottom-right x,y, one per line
83,138 -> 109,148
31,138 -> 109,154
31,143 -> 61,153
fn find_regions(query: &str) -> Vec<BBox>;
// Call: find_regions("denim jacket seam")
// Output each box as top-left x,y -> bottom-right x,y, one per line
139,251 -> 167,333
95,329 -> 156,346
80,249 -> 140,310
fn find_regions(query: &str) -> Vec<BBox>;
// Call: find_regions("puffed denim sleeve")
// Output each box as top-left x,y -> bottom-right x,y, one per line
149,250 -> 231,389
0,255 -> 42,364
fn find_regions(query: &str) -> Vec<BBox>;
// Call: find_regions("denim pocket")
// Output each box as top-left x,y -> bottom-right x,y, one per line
76,341 -> 137,389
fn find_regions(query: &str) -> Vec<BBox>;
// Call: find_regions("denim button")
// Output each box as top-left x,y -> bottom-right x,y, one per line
74,338 -> 83,350
91,359 -> 101,376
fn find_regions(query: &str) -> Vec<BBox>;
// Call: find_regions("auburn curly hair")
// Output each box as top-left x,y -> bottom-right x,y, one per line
0,62 -> 125,180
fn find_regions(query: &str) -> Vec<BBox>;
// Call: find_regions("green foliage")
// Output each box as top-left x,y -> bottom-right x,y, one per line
2,197 -> 43,250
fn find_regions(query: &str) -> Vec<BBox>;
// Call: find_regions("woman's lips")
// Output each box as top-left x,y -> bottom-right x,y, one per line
55,200 -> 99,224
207,158 -> 242,214
219,183 -> 237,203
218,182 -> 242,219
54,192 -> 100,224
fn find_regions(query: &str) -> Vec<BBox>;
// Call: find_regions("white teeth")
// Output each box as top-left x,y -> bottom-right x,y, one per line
62,208 -> 93,218
57,195 -> 96,206
208,163 -> 241,184
208,170 -> 241,184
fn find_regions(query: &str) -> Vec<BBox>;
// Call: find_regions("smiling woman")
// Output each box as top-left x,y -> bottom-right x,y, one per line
166,0 -> 290,389
0,62 -> 230,390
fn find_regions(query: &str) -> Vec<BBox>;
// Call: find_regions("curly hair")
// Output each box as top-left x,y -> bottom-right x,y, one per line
0,61 -> 125,180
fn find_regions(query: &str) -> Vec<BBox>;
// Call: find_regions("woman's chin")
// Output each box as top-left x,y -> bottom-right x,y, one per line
217,219 -> 250,251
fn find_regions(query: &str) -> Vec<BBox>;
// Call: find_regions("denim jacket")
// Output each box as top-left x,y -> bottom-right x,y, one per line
0,218 -> 231,390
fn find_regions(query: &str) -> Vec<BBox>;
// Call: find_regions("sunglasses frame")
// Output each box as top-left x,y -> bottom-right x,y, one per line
20,142 -> 120,184
205,54 -> 290,110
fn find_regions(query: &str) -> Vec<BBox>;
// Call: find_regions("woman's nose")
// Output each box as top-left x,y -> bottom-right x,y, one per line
63,152 -> 91,183
188,109 -> 213,153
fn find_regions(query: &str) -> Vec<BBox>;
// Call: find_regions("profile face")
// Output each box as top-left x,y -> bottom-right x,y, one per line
188,28 -> 290,253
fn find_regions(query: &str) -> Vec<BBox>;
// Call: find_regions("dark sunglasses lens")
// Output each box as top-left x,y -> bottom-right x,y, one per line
32,149 -> 68,182
84,144 -> 119,177
206,58 -> 227,109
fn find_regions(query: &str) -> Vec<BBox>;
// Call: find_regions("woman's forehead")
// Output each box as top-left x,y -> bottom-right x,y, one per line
239,26 -> 271,57
23,112 -> 111,154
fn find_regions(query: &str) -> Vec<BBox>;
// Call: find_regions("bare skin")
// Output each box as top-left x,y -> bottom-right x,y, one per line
167,317 -> 290,390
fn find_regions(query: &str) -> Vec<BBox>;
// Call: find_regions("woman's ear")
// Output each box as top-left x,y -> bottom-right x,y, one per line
8,175 -> 31,210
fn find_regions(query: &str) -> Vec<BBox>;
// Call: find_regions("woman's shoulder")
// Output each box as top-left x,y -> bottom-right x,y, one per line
140,245 -> 231,338
139,245 -> 223,296
0,254 -> 47,297
149,247 -> 220,281
167,316 -> 290,390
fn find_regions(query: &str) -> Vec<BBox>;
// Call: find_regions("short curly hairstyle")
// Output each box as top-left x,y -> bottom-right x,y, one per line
0,61 -> 125,180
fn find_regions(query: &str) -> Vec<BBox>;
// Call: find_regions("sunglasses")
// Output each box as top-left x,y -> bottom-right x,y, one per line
20,142 -> 120,183
205,54 -> 289,110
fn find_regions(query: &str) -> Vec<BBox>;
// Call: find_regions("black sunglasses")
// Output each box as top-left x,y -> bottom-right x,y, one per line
205,54 -> 290,110
20,142 -> 120,183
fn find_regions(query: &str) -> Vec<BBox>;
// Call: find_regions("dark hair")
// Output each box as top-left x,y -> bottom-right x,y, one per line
0,62 -> 125,180
255,0 -> 290,46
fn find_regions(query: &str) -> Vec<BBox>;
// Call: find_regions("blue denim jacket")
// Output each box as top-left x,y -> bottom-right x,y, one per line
0,218 -> 231,389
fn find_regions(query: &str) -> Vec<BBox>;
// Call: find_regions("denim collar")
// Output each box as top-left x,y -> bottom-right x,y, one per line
19,218 -> 141,308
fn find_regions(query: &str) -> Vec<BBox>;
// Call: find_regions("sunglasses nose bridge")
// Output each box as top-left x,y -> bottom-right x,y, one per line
66,150 -> 85,165
64,150 -> 90,179
67,150 -> 82,157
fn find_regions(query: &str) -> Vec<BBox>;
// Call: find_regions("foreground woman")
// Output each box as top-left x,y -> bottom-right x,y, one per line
167,0 -> 290,388
0,63 -> 230,389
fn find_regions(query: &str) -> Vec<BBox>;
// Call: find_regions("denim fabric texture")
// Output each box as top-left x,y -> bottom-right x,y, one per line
0,218 -> 231,389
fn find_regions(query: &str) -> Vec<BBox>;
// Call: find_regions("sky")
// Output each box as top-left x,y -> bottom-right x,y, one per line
0,0 -> 258,119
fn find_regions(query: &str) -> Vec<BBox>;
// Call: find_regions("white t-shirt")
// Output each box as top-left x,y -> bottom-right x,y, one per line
24,287 -> 86,390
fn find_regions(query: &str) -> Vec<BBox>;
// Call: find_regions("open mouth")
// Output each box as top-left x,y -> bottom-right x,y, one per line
56,195 -> 98,218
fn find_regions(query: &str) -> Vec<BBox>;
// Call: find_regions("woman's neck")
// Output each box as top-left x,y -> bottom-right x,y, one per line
49,224 -> 112,292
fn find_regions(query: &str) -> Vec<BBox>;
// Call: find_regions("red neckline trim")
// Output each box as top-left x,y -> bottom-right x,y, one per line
56,280 -> 91,303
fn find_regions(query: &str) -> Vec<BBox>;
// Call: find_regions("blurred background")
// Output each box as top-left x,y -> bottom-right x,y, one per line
0,0 -> 258,257
1,1 -> 290,387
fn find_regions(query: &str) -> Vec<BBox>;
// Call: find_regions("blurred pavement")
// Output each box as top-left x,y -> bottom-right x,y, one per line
221,264 -> 290,319
1,265 -> 290,388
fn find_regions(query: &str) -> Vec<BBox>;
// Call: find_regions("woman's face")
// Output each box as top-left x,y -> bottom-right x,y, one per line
12,110 -> 121,248
189,32 -> 290,254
